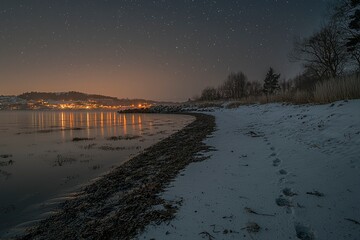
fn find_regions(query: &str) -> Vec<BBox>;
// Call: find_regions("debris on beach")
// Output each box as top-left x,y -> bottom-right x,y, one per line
107,135 -> 142,141
72,137 -> 95,142
0,159 -> 14,167
244,207 -> 275,217
344,218 -> 360,226
242,222 -> 261,233
199,231 -> 215,240
82,143 -> 97,149
245,131 -> 265,138
54,154 -> 76,166
306,190 -> 324,197
98,145 -> 141,151
98,145 -> 126,151
0,154 -> 14,168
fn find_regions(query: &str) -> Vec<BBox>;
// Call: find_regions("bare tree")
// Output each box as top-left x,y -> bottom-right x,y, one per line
279,79 -> 293,93
290,22 -> 349,79
200,87 -> 219,101
292,69 -> 320,91
220,72 -> 248,99
246,81 -> 262,97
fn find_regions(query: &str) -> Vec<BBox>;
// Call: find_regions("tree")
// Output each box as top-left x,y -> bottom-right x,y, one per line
279,79 -> 293,93
263,67 -> 280,95
332,0 -> 360,69
290,23 -> 348,79
220,72 -> 248,99
246,81 -> 262,97
200,87 -> 219,101
292,69 -> 320,92
348,1 -> 360,51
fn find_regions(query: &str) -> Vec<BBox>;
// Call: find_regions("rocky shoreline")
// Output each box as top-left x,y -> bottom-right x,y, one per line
118,104 -> 220,114
17,113 -> 215,240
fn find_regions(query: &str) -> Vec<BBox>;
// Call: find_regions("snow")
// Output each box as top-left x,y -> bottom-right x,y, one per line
139,100 -> 360,240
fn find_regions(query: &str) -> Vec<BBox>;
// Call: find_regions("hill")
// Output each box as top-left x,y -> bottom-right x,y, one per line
18,91 -> 117,101
17,91 -> 157,106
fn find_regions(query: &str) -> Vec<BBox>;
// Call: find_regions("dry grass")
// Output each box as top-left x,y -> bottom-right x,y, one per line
227,74 -> 359,105
314,74 -> 360,103
233,91 -> 314,105
259,92 -> 313,104
195,75 -> 359,108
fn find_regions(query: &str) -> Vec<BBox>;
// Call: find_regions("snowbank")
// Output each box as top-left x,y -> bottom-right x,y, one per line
139,100 -> 360,240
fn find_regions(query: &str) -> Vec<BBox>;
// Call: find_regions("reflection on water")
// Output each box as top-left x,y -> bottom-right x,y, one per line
0,111 -> 194,237
26,111 -> 147,141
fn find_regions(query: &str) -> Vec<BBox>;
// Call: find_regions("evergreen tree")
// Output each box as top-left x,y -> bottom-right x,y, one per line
263,67 -> 280,95
347,0 -> 360,53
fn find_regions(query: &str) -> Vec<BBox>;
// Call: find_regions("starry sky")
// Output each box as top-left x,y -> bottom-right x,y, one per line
0,0 -> 329,101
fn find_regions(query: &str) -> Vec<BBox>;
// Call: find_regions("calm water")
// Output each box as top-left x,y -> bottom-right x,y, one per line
0,111 -> 194,237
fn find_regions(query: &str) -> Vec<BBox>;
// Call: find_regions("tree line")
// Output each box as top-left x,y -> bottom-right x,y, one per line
198,0 -> 360,101
199,68 -> 281,101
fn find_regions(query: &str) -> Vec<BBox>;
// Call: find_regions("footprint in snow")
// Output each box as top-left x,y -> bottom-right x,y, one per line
282,188 -> 298,197
275,196 -> 292,207
273,158 -> 281,167
279,169 -> 288,175
279,177 -> 286,184
294,223 -> 315,240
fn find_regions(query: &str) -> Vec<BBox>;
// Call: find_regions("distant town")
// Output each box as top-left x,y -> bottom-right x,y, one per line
0,91 -> 155,110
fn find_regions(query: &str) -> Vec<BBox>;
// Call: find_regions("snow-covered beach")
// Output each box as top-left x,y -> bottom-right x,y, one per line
140,100 -> 360,240
12,100 -> 360,240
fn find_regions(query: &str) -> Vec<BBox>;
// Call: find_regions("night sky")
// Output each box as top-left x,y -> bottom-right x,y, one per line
0,0 -> 328,101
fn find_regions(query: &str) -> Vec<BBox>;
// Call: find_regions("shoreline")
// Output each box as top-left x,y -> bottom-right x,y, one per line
17,113 -> 216,240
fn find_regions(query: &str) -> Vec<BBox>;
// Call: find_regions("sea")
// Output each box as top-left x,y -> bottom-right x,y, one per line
0,110 -> 194,237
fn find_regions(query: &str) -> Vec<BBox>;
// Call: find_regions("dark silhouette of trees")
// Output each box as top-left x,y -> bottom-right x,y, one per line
332,0 -> 360,69
348,1 -> 360,51
279,79 -> 292,93
246,81 -> 263,96
290,22 -> 348,79
218,72 -> 248,99
292,69 -> 320,92
200,87 -> 219,101
199,71 -> 265,101
263,67 -> 280,95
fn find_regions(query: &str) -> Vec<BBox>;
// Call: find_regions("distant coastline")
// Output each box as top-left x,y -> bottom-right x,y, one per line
0,91 -> 164,111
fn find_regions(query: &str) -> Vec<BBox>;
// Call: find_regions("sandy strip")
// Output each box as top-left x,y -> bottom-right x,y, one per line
17,113 -> 215,240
